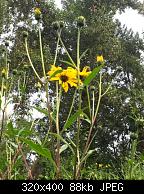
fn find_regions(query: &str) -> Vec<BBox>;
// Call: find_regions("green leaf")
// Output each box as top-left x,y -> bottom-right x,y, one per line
81,149 -> 95,164
17,129 -> 32,137
59,144 -> 68,154
7,121 -> 14,131
80,49 -> 89,60
6,128 -> 32,138
49,132 -> 75,155
60,60 -> 76,68
21,138 -> 56,168
20,85 -> 26,94
8,141 -> 18,149
6,121 -> 18,138
82,112 -> 91,124
6,121 -> 33,138
50,69 -> 63,78
33,106 -> 48,116
51,111 -> 56,123
83,65 -> 103,87
66,133 -> 76,148
63,109 -> 83,130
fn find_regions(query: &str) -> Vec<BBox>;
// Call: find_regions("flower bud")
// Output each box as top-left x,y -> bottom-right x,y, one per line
96,55 -> 104,63
59,21 -> 64,28
90,85 -> 95,91
77,16 -> 86,27
23,31 -> 28,38
34,7 -> 41,15
34,7 -> 42,20
52,21 -> 60,31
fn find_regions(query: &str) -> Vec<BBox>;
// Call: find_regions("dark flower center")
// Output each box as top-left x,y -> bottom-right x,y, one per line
60,75 -> 68,82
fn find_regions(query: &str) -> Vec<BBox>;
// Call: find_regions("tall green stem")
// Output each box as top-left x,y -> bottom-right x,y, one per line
86,86 -> 91,120
38,25 -> 52,144
74,28 -> 81,179
55,82 -> 62,178
25,39 -> 42,83
0,49 -> 8,143
54,30 -> 61,65
61,89 -> 77,134
0,102 -> 5,143
84,73 -> 102,154
92,90 -> 95,122
38,23 -> 46,78
58,33 -> 76,67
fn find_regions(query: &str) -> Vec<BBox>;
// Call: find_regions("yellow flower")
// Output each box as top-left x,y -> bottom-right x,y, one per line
79,66 -> 91,77
59,69 -> 78,92
34,8 -> 41,15
67,67 -> 77,76
47,65 -> 62,80
49,67 -> 78,92
96,55 -> 104,63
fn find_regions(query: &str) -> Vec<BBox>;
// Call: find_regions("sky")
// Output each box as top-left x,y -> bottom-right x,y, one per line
55,0 -> 144,37
115,8 -> 144,37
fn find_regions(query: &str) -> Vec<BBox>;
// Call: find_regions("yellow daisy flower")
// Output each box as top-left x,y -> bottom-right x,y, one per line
34,8 -> 41,15
60,71 -> 77,92
96,55 -> 104,63
67,67 -> 77,76
79,66 -> 91,77
49,67 -> 78,92
47,65 -> 62,80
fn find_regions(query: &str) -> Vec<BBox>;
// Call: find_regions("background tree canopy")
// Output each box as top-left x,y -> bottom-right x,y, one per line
0,0 -> 144,179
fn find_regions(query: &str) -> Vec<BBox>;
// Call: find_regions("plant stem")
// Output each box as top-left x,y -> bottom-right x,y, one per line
3,144 -> 21,179
86,86 -> 91,120
84,73 -> 102,155
54,29 -> 61,65
55,83 -> 62,179
0,49 -> 8,143
74,28 -> 81,179
92,89 -> 95,123
16,139 -> 33,179
0,103 -> 5,143
58,33 -> 76,67
61,89 -> 77,134
24,38 -> 42,83
38,23 -> 46,78
38,23 -> 53,141
9,143 -> 12,179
